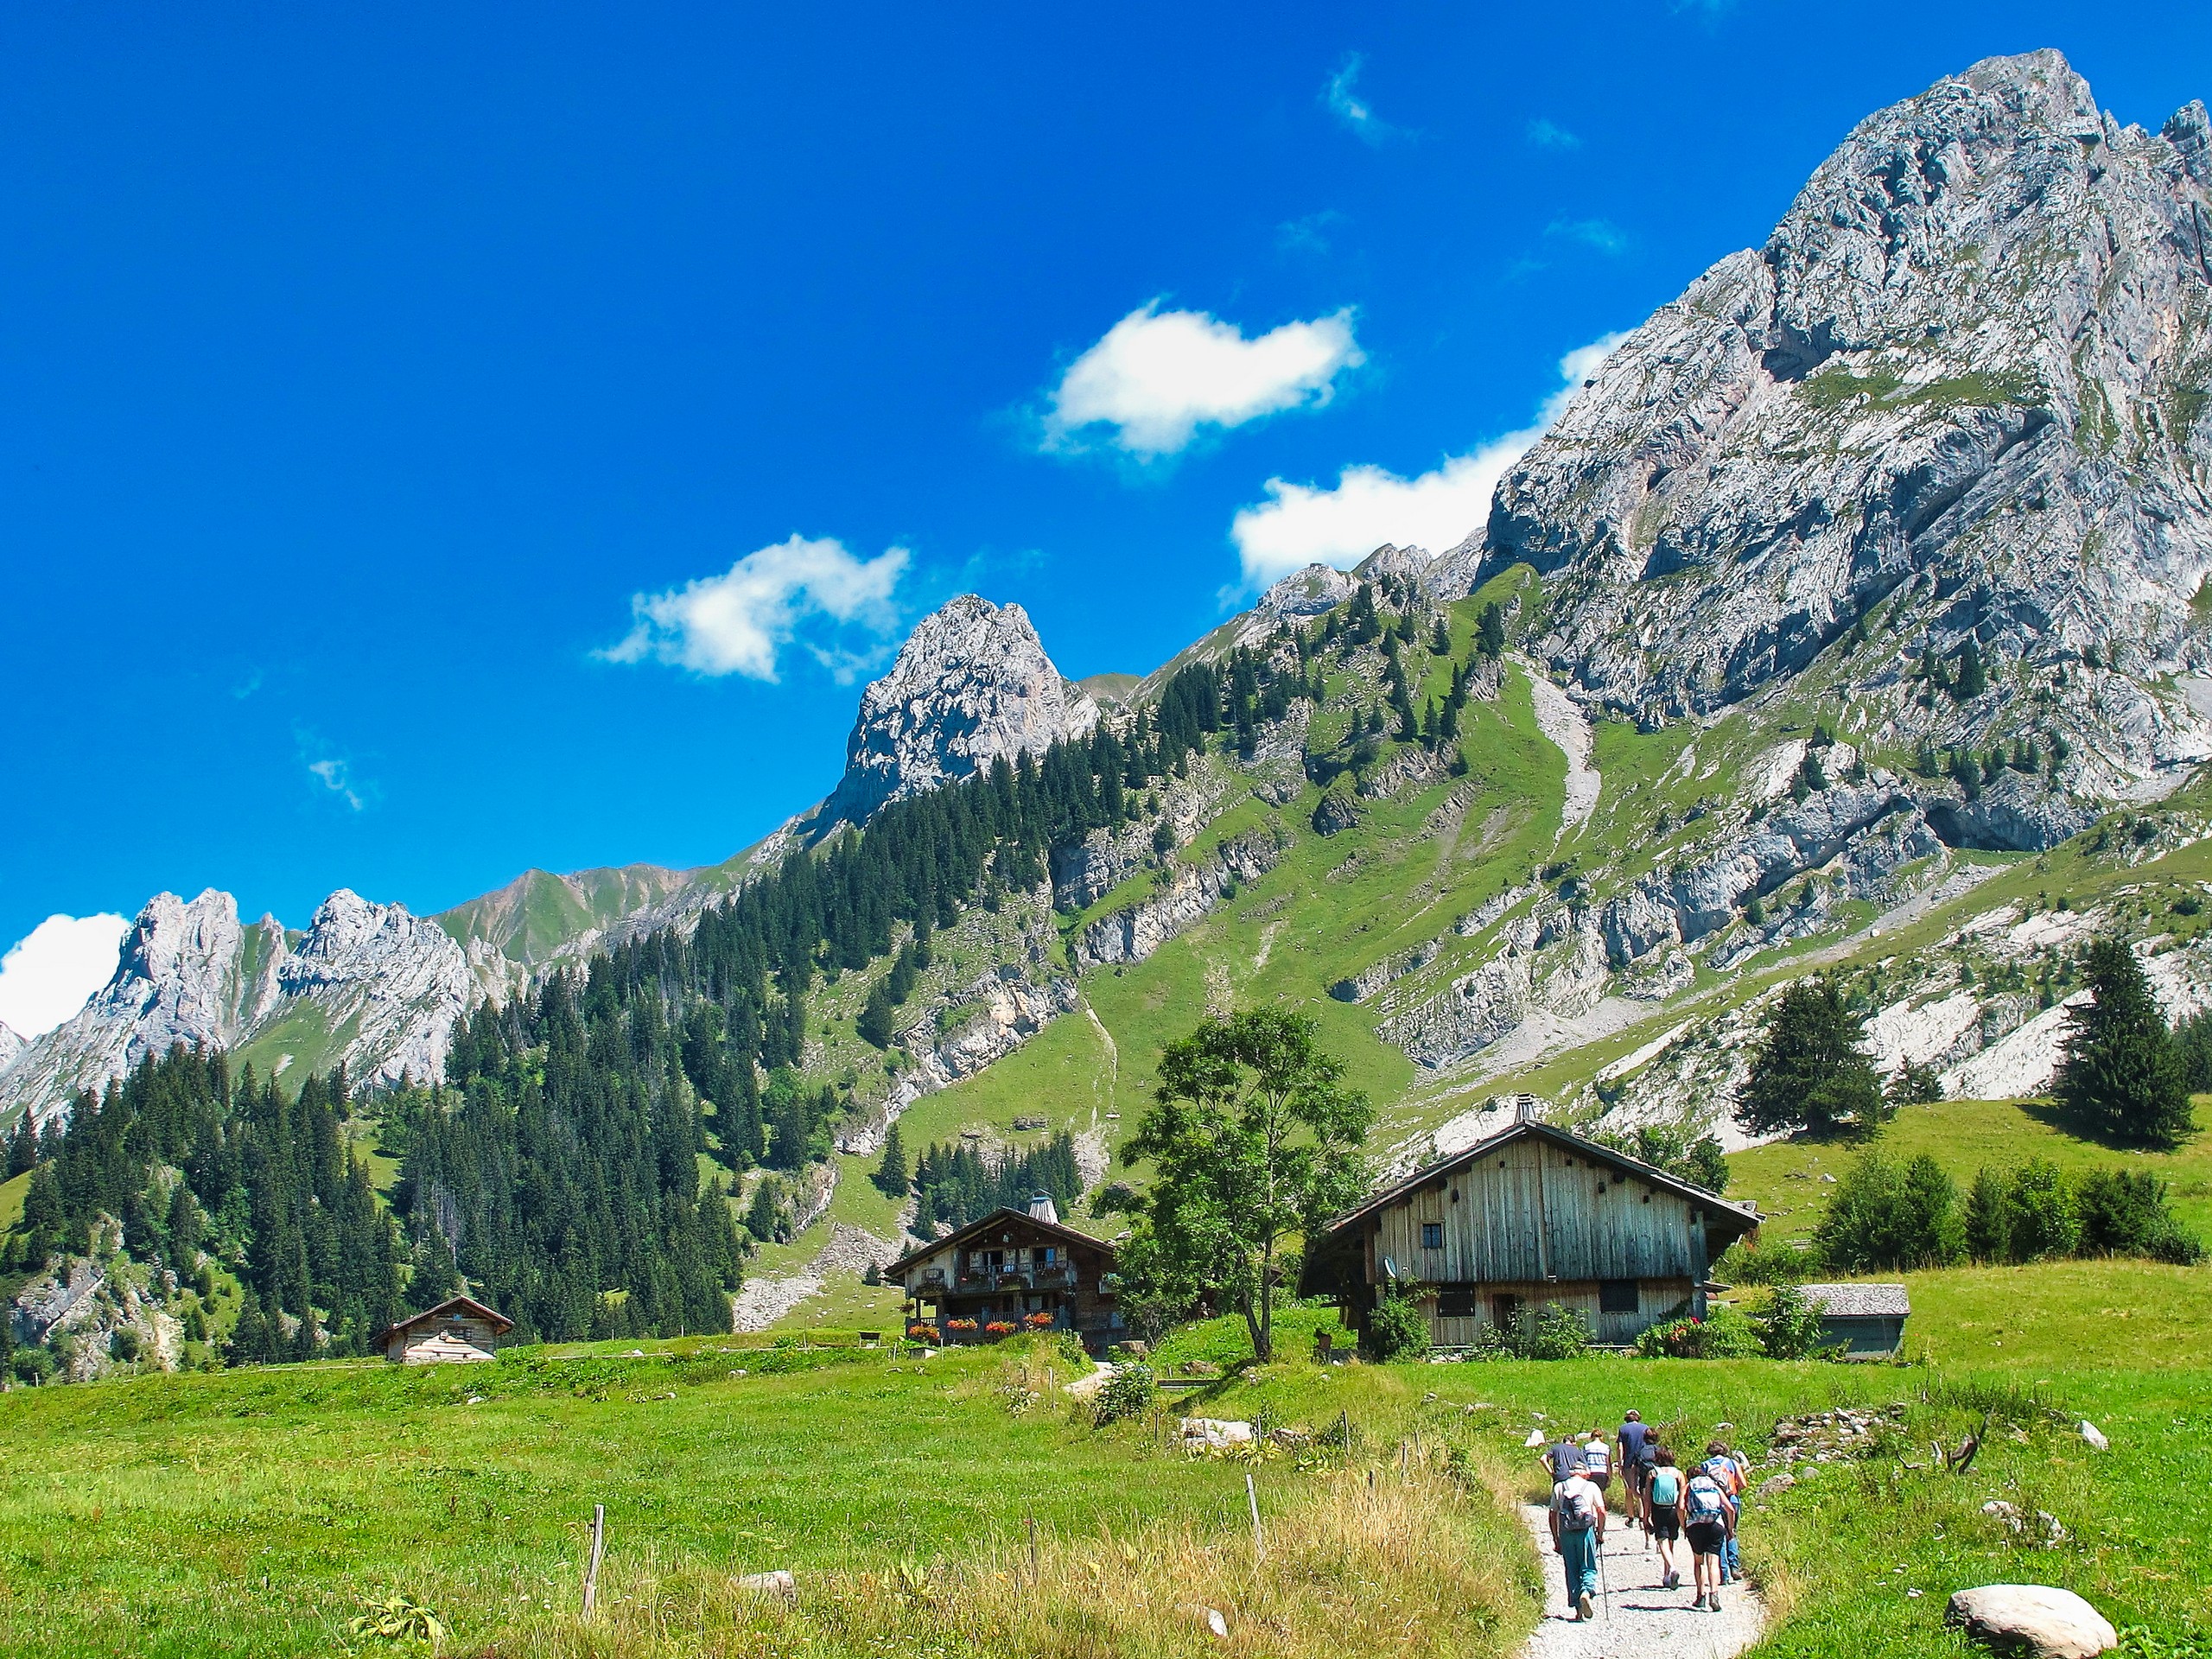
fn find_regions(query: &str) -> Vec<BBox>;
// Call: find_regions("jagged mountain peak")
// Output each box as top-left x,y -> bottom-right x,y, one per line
818,594 -> 1099,829
1472,47 -> 2212,797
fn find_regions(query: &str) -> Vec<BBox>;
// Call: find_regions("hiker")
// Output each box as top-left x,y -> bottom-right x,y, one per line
1548,1459 -> 1608,1622
1643,1446 -> 1685,1589
1702,1440 -> 1745,1586
1616,1409 -> 1654,1528
1580,1427 -> 1613,1499
1716,1441 -> 1752,1586
1682,1457 -> 1735,1612
1538,1431 -> 1586,1484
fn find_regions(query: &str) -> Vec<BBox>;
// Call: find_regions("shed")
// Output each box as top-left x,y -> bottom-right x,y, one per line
1798,1282 -> 1909,1357
378,1295 -> 514,1364
884,1194 -> 1123,1351
1300,1119 -> 1761,1350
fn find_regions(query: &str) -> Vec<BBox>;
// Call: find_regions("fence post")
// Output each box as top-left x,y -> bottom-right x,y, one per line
582,1503 -> 606,1618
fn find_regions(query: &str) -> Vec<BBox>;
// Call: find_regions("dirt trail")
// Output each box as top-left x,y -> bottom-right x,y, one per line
1517,1505 -> 1764,1659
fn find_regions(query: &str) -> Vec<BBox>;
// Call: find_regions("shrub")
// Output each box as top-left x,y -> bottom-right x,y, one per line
1633,1304 -> 1762,1359
1713,1237 -> 1806,1285
2009,1158 -> 2081,1260
1815,1150 -> 1966,1271
1091,1361 -> 1156,1427
1474,1302 -> 1592,1361
2075,1169 -> 2204,1265
1363,1284 -> 1430,1363
1752,1283 -> 1832,1360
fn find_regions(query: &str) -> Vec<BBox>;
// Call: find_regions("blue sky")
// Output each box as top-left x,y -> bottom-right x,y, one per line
5,1 -> 2211,1029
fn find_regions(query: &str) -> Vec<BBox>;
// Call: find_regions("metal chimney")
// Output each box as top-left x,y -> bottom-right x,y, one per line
1027,1192 -> 1058,1224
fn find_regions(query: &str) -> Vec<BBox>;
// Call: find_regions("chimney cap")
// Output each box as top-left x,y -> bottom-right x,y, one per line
1027,1192 -> 1058,1224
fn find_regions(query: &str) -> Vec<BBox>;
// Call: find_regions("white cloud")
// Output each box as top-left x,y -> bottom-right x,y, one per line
1228,331 -> 1630,588
1042,302 -> 1363,459
1322,54 -> 1402,145
601,534 -> 909,683
0,912 -> 128,1039
1526,118 -> 1581,149
307,756 -> 365,810
1548,217 -> 1630,256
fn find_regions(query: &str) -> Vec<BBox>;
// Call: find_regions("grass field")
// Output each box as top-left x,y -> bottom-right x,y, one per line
3,1256 -> 2205,1656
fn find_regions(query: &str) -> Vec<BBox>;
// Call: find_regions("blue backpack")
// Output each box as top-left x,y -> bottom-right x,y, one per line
1685,1473 -> 1727,1522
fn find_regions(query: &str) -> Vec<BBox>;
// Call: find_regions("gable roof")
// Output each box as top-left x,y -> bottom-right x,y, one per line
1799,1282 -> 1910,1318
381,1294 -> 515,1343
884,1206 -> 1117,1279
1319,1118 -> 1762,1243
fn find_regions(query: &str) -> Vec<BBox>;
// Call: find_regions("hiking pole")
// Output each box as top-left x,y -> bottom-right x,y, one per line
1597,1534 -> 1612,1623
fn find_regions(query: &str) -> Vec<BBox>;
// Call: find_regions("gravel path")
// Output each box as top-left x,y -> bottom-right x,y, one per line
1517,1505 -> 1764,1659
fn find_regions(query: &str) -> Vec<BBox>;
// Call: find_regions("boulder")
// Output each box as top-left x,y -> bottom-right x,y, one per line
1179,1418 -> 1255,1448
1946,1586 -> 2117,1658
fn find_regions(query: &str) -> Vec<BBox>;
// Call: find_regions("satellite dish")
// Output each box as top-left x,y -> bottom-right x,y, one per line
1382,1255 -> 1400,1281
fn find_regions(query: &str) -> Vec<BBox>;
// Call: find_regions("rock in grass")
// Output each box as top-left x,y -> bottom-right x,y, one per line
1755,1472 -> 1796,1499
1179,1418 -> 1255,1449
737,1570 -> 796,1600
2078,1421 -> 2109,1452
1946,1586 -> 2117,1658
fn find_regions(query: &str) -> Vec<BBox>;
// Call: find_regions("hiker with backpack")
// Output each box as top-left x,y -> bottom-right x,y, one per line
1643,1446 -> 1685,1588
1580,1427 -> 1613,1498
1681,1457 -> 1734,1612
1548,1459 -> 1609,1622
1702,1440 -> 1746,1586
1616,1409 -> 1654,1529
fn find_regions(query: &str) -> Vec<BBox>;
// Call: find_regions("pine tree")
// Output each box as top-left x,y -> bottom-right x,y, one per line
1954,635 -> 1987,699
1735,978 -> 1886,1136
1430,617 -> 1451,653
1476,602 -> 1506,660
2055,937 -> 2194,1148
857,978 -> 898,1048
874,1121 -> 909,1198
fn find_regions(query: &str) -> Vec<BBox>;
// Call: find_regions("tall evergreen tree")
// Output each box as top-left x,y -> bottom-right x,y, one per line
2055,938 -> 2193,1148
1476,601 -> 1506,660
1735,977 -> 1887,1136
873,1120 -> 909,1198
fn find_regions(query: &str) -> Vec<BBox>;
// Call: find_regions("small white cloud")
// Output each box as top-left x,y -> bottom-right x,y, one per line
1276,210 -> 1345,257
1041,302 -> 1363,459
1228,331 -> 1630,588
601,534 -> 909,683
307,757 -> 366,811
1548,217 -> 1630,256
1323,54 -> 1402,145
0,912 -> 128,1039
1526,118 -> 1581,149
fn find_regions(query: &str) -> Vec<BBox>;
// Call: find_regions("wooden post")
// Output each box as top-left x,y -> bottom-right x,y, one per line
1246,1471 -> 1264,1561
582,1503 -> 606,1618
1027,1511 -> 1039,1586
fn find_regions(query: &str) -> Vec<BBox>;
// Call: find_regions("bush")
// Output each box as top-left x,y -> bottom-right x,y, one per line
1814,1150 -> 1965,1271
1363,1285 -> 1430,1362
1091,1361 -> 1156,1427
2010,1158 -> 2081,1260
1473,1302 -> 1591,1361
1633,1304 -> 1762,1359
1712,1237 -> 1807,1285
2075,1169 -> 2204,1265
1752,1283 -> 1832,1359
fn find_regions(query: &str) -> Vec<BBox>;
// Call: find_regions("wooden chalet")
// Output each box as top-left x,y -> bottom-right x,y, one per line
1300,1118 -> 1761,1350
885,1195 -> 1124,1350
379,1294 -> 514,1364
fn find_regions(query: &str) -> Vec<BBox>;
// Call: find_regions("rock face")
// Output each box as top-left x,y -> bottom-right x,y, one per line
1946,1586 -> 2117,1658
1071,829 -> 1289,969
0,1020 -> 23,1073
1460,51 -> 2212,795
3,887 -> 477,1124
819,594 -> 1100,829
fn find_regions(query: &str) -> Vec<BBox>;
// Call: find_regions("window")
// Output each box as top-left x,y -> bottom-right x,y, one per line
1437,1285 -> 1478,1318
1491,1294 -> 1522,1328
1599,1279 -> 1640,1315
1420,1222 -> 1444,1249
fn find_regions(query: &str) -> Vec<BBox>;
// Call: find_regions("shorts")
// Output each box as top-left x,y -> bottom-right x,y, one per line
1586,1469 -> 1611,1491
1685,1521 -> 1726,1557
1649,1509 -> 1681,1541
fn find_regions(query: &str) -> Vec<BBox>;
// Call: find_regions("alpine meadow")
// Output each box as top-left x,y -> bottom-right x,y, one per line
5,33 -> 2212,1659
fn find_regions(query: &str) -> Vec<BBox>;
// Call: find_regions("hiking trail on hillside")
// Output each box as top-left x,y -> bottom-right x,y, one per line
1516,1503 -> 1764,1659
1517,662 -> 1599,842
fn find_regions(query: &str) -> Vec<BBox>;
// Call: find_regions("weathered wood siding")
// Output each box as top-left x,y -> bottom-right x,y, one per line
1363,1135 -> 1712,1344
388,1318 -> 500,1364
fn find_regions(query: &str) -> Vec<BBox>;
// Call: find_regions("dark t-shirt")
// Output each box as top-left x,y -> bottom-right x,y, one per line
1545,1440 -> 1586,1480
1618,1421 -> 1654,1466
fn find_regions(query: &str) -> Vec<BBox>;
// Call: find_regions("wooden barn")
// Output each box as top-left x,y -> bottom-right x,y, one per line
1300,1119 -> 1761,1350
1798,1283 -> 1910,1357
885,1194 -> 1125,1350
379,1295 -> 514,1364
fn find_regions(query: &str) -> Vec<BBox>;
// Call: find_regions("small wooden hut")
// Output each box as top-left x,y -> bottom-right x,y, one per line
1300,1118 -> 1761,1349
379,1295 -> 514,1364
1797,1282 -> 1910,1357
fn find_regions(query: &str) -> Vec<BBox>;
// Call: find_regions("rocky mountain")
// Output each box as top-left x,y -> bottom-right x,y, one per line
816,594 -> 1100,830
1452,50 -> 2212,798
0,1020 -> 23,1073
2,887 -> 495,1125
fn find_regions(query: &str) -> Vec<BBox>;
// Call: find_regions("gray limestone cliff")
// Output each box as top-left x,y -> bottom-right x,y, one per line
817,594 -> 1100,830
1449,50 -> 2212,797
